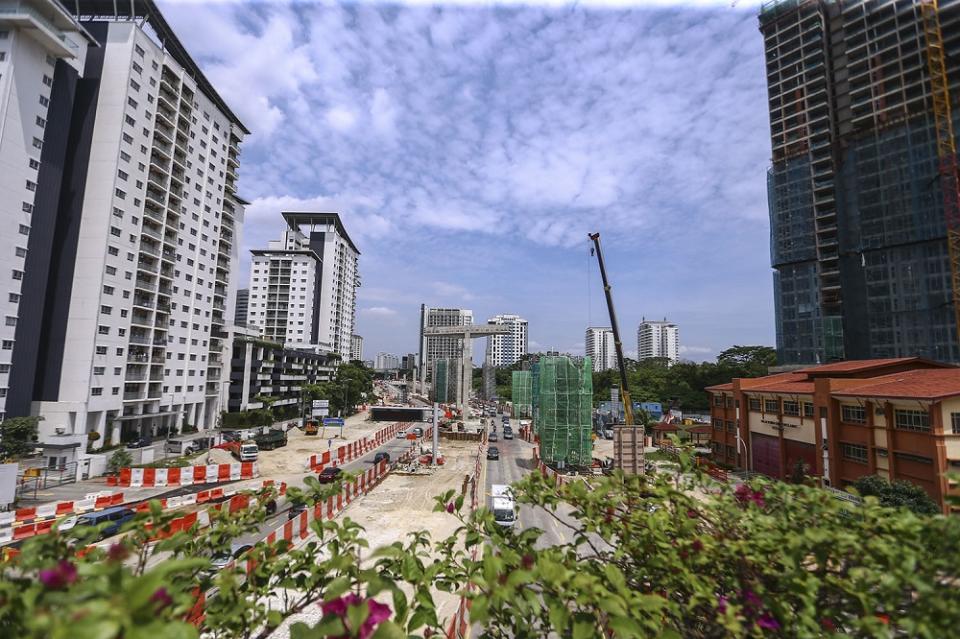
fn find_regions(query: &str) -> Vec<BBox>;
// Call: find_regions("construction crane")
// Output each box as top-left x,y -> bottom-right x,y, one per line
589,232 -> 644,471
920,0 -> 960,354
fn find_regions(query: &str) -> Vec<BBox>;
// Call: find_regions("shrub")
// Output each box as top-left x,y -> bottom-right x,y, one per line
106,449 -> 132,475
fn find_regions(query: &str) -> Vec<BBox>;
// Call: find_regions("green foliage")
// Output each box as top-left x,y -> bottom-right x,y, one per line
106,449 -> 133,474
851,474 -> 941,515
2,448 -> 958,639
0,416 -> 42,461
306,363 -> 375,417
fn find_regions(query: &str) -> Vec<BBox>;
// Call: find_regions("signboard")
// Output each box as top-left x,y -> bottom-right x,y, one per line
312,408 -> 329,417
323,417 -> 345,428
312,400 -> 329,408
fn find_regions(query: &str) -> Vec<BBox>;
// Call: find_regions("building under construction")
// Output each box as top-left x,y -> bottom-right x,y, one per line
430,359 -> 460,405
536,356 -> 593,468
511,371 -> 533,418
762,0 -> 960,365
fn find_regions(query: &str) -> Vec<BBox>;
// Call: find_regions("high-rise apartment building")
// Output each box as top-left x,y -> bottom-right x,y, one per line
585,327 -> 616,372
485,314 -> 528,367
350,334 -> 363,361
638,318 -> 679,363
761,0 -> 960,365
246,212 -> 360,360
0,0 -> 94,423
234,288 -> 249,326
2,1 -> 247,464
418,305 -> 472,382
374,352 -> 400,370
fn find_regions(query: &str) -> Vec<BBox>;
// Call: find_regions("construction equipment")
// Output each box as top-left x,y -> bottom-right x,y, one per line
920,0 -> 960,353
588,232 -> 644,472
588,233 -> 634,426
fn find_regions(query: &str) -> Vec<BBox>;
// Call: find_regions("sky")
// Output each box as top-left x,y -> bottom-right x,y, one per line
160,0 -> 775,362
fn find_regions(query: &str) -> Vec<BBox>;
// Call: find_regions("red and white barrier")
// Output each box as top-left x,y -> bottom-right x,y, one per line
116,462 -> 258,487
305,422 -> 409,471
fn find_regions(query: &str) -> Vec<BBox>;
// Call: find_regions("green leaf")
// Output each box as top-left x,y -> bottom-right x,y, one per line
323,576 -> 352,601
346,600 -> 370,636
370,620 -> 405,639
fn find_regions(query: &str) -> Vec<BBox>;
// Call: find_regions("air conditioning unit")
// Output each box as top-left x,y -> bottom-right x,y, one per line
55,427 -> 66,435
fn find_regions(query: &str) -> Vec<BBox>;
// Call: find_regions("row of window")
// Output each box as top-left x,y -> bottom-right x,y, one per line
840,442 -> 933,466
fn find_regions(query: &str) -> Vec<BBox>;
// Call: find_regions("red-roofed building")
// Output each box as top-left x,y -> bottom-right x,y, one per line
707,358 -> 960,513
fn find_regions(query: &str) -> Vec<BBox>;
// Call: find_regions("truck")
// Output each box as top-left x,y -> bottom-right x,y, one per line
491,484 -> 517,527
304,419 -> 319,436
254,429 -> 287,451
218,440 -> 259,462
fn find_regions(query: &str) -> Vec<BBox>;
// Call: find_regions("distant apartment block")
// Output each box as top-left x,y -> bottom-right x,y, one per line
637,318 -> 679,363
374,352 -> 400,370
246,212 -> 360,361
418,305 -> 472,382
2,1 -> 247,467
760,0 -> 960,365
228,325 -> 334,413
350,334 -> 363,361
485,314 -> 528,367
585,327 -> 616,372
234,288 -> 249,325
707,357 -> 960,514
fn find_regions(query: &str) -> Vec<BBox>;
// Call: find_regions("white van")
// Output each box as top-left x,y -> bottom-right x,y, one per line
238,442 -> 259,462
166,438 -> 196,455
492,496 -> 516,527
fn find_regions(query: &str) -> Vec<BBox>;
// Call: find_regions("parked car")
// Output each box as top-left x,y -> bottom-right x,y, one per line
489,433 -> 499,442
126,437 -> 151,449
412,427 -> 424,437
209,543 -> 254,572
396,430 -> 409,439
503,430 -> 514,440
487,446 -> 500,460
75,507 -> 135,540
373,452 -> 390,464
317,467 -> 344,484
287,503 -> 307,520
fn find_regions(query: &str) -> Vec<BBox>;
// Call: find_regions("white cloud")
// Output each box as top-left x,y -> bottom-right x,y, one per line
326,107 -> 358,131
679,345 -> 713,354
365,306 -> 398,316
370,88 -> 398,139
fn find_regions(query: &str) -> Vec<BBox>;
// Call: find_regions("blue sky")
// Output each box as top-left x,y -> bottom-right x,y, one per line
161,0 -> 774,361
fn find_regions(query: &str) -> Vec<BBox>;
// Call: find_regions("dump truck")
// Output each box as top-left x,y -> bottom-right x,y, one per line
304,419 -> 319,436
254,429 -> 288,451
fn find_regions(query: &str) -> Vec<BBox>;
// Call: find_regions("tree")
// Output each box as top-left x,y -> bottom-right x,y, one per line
851,474 -> 941,515
717,345 -> 777,376
0,416 -> 41,461
106,449 -> 132,475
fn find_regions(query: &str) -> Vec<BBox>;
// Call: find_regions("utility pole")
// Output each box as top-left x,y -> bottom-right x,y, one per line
432,402 -> 439,467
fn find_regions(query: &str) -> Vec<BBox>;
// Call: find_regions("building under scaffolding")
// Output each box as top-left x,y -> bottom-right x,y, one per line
761,0 -> 960,364
536,356 -> 593,468
511,371 -> 532,418
431,359 -> 459,405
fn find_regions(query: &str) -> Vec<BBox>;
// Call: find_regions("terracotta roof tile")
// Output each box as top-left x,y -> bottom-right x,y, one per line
794,358 -> 919,374
831,368 -> 960,400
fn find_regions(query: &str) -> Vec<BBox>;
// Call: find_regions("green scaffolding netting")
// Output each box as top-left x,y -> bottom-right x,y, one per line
531,363 -> 540,434
537,356 -> 593,467
511,371 -> 532,418
432,359 -> 456,404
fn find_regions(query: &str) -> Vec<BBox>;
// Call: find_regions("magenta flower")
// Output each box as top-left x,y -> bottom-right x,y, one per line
734,484 -> 766,508
691,539 -> 703,552
446,502 -> 455,514
107,542 -> 129,562
38,560 -> 77,590
741,589 -> 762,609
321,593 -> 392,639
757,613 -> 781,631
150,587 -> 174,611
716,595 -> 728,614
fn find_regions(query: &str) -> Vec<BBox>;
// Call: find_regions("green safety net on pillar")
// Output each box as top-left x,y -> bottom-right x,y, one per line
536,356 -> 593,468
511,371 -> 532,418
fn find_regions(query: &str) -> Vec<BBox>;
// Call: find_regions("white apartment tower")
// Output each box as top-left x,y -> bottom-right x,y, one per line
485,314 -> 528,367
418,305 -> 472,383
247,212 -> 360,361
638,317 -> 680,363
585,327 -> 616,372
3,2 -> 247,464
374,352 -> 400,371
350,334 -> 363,362
0,1 -> 94,421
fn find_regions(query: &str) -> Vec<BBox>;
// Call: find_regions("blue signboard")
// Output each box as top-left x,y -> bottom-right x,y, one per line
323,417 -> 345,427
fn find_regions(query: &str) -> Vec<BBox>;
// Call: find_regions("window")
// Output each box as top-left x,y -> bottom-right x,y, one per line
112,387 -> 120,396
726,421 -> 736,433
15,247 -> 26,258
103,286 -> 114,295
100,305 -> 112,315
118,170 -> 128,181
91,387 -> 103,396
35,116 -> 45,129
803,402 -> 814,417
18,224 -> 29,235
0,365 -> 9,374
114,188 -> 126,200
39,95 -> 49,107
840,443 -> 867,464
135,44 -> 145,56
4,317 -> 16,327
42,75 -> 53,87
783,401 -> 800,416
748,398 -> 761,411
29,158 -> 40,170
952,413 -> 960,435
32,137 -> 43,150
93,366 -> 105,375
894,452 -> 933,465
764,399 -> 779,413
712,418 -> 722,431
725,396 -> 734,408
725,445 -> 736,459
8,293 -> 19,303
95,346 -> 107,355
105,266 -> 116,275
841,405 -> 866,424
713,395 -> 723,407
11,270 -> 22,281
97,325 -> 109,335
22,202 -> 33,213
894,409 -> 930,433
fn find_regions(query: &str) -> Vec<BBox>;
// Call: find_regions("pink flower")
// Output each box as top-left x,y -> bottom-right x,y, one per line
39,560 -> 77,590
150,587 -> 174,611
691,539 -> 703,552
107,542 -> 129,562
757,613 -> 780,631
741,589 -> 762,609
734,484 -> 766,508
716,596 -> 728,614
446,502 -> 455,514
686,508 -> 698,519
321,594 -> 392,639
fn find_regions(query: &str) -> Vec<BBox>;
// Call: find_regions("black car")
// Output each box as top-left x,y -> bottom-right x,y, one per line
487,446 -> 500,460
287,503 -> 307,520
317,467 -> 344,484
373,452 -> 391,465
489,433 -> 499,442
126,437 -> 152,449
